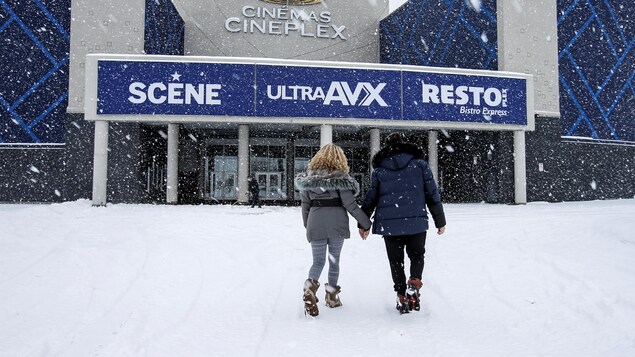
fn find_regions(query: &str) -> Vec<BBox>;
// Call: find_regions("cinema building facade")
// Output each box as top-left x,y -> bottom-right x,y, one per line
1,0 -> 633,205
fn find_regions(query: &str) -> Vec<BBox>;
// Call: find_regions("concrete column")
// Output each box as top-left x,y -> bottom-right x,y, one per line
513,130 -> 527,204
286,135 -> 295,201
369,128 -> 380,175
237,124 -> 250,203
497,0 -> 559,116
91,120 -> 109,206
166,123 -> 179,204
428,131 -> 439,183
370,128 -> 380,158
320,124 -> 333,147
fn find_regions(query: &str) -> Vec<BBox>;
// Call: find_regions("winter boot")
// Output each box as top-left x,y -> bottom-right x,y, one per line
303,278 -> 320,316
325,284 -> 342,308
396,294 -> 410,314
406,277 -> 422,311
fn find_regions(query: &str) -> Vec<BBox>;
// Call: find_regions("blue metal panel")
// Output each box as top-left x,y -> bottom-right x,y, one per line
379,0 -> 497,70
558,0 -> 635,142
0,0 -> 70,143
145,0 -> 184,55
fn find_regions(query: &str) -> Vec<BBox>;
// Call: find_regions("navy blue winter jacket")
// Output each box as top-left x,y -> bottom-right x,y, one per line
360,143 -> 446,236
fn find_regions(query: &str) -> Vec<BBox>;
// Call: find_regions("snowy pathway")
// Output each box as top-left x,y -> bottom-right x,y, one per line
1,200 -> 634,356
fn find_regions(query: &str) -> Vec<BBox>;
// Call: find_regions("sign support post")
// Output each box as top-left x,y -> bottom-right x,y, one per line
238,124 -> 250,203
91,120 -> 109,206
320,124 -> 333,147
167,123 -> 179,204
428,131 -> 439,184
513,130 -> 527,204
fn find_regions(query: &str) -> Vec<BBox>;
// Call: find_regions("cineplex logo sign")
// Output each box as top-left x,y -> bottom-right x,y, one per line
260,0 -> 322,4
225,0 -> 346,40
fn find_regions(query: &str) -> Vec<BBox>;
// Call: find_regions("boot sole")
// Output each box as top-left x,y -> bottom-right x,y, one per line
396,303 -> 410,314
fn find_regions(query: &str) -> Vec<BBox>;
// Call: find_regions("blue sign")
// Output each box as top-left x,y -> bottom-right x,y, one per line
402,71 -> 527,125
97,61 -> 254,116
255,65 -> 401,119
95,59 -> 528,127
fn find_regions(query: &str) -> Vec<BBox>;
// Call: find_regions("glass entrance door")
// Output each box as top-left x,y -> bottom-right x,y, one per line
256,172 -> 283,200
211,171 -> 237,200
203,153 -> 238,201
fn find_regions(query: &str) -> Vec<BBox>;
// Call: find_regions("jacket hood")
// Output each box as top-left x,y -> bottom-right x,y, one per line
372,143 -> 424,170
294,169 -> 360,196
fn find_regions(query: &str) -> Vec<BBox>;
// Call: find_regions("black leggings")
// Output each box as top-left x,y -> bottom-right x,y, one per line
383,231 -> 427,296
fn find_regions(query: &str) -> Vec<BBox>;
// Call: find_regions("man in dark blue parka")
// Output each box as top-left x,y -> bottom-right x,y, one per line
359,132 -> 446,314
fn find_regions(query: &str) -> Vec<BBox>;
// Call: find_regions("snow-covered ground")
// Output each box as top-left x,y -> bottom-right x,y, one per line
1,199 -> 635,357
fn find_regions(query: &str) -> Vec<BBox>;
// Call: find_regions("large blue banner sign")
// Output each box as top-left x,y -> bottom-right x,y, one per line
255,65 -> 401,119
97,61 -> 255,116
95,59 -> 529,127
402,71 -> 527,125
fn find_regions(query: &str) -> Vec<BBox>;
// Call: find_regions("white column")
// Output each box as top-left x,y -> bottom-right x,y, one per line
91,120 -> 109,206
166,123 -> 179,204
237,124 -> 250,203
513,130 -> 527,204
320,124 -> 333,147
369,128 -> 380,175
370,128 -> 380,158
428,131 -> 439,183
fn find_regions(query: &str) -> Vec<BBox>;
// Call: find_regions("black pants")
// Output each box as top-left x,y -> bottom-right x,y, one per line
383,231 -> 427,296
250,192 -> 260,207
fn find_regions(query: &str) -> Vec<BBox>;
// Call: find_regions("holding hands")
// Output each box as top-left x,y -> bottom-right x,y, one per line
360,226 -> 446,239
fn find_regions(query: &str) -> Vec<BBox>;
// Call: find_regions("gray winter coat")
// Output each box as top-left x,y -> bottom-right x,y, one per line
294,170 -> 372,242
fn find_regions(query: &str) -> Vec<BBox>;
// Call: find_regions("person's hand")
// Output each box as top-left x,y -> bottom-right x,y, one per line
359,228 -> 370,240
437,226 -> 446,235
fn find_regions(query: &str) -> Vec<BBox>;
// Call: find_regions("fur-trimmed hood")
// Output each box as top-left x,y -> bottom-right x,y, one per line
372,142 -> 424,170
294,169 -> 360,196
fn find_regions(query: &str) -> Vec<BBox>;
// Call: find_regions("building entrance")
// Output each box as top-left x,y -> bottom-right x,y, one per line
251,144 -> 287,201
204,155 -> 237,201
255,172 -> 283,200
201,140 -> 289,202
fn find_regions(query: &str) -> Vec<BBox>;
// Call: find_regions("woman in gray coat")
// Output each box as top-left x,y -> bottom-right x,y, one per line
294,144 -> 371,317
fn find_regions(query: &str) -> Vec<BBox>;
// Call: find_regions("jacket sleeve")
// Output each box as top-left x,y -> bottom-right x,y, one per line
420,161 -> 446,228
300,190 -> 311,228
339,189 -> 371,230
359,170 -> 379,229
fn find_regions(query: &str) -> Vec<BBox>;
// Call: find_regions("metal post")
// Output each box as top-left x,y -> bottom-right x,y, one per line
320,124 -> 333,147
92,120 -> 109,206
238,124 -> 250,203
166,123 -> 179,204
428,131 -> 439,183
513,130 -> 527,204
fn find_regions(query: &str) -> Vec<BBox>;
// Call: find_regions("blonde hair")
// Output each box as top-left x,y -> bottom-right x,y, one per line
308,144 -> 349,173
